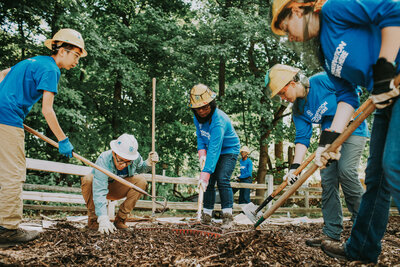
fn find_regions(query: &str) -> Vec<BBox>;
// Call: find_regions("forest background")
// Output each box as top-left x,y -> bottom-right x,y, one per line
0,0 -> 370,203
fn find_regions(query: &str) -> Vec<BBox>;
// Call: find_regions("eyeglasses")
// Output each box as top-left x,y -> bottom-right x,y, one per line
194,104 -> 210,111
64,48 -> 81,60
113,153 -> 132,166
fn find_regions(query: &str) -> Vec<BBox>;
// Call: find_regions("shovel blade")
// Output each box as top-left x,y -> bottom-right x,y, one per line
241,202 -> 263,223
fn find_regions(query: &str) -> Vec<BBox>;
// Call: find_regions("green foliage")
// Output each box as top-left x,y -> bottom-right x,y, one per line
1,0 -> 369,189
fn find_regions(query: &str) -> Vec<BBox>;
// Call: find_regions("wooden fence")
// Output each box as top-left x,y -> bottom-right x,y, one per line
24,158 -> 397,217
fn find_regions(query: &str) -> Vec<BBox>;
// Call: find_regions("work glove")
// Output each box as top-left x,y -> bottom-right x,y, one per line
315,130 -> 341,169
58,137 -> 74,158
371,58 -> 400,109
283,163 -> 300,185
198,172 -> 211,192
146,152 -> 159,165
198,149 -> 207,171
97,215 -> 116,235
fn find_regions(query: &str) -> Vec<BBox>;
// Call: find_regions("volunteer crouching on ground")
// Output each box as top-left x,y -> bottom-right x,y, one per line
232,146 -> 253,204
266,64 -> 368,247
271,0 -> 400,263
81,134 -> 159,234
0,28 -> 87,245
190,84 -> 240,229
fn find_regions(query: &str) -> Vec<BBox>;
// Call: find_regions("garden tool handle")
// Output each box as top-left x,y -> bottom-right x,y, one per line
254,99 -> 376,228
23,124 -> 150,197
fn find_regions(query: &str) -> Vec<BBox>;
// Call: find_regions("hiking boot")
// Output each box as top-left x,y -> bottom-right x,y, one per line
88,217 -> 99,230
114,216 -> 129,230
0,227 -> 40,245
221,213 -> 233,229
321,240 -> 348,260
305,235 -> 339,247
201,213 -> 212,225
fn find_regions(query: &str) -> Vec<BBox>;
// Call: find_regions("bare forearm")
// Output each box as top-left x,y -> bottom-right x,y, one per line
293,143 -> 307,164
330,102 -> 354,133
42,108 -> 67,141
379,27 -> 400,61
0,68 -> 11,83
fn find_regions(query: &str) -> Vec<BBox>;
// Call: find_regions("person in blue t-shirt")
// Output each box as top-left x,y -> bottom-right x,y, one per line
233,146 -> 253,204
270,0 -> 400,263
81,133 -> 158,235
0,29 -> 87,245
189,84 -> 240,229
265,64 -> 368,247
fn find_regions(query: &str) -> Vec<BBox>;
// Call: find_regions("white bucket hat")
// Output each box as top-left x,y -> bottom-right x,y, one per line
110,133 -> 139,160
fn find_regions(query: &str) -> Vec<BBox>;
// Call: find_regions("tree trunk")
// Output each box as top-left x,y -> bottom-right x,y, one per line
112,71 -> 122,136
218,57 -> 225,97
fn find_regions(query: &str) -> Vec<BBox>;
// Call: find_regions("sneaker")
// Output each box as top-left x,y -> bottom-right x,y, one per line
201,213 -> 212,225
321,240 -> 347,260
221,213 -> 233,229
0,227 -> 40,245
305,235 -> 339,247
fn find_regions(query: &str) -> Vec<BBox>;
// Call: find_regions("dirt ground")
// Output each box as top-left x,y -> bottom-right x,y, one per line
0,216 -> 399,266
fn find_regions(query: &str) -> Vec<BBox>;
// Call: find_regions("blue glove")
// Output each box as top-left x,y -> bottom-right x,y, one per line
58,137 -> 74,158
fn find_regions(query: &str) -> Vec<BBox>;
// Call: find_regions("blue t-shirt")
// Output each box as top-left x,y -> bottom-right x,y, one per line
194,108 -> 240,174
319,0 -> 400,108
0,56 -> 60,128
239,158 -> 253,179
293,73 -> 369,147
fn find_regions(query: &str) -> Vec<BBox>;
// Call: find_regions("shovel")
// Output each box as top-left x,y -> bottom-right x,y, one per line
254,98 -> 375,228
243,98 -> 372,223
23,124 -> 168,213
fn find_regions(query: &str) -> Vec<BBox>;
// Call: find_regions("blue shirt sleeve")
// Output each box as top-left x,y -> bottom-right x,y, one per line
194,116 -> 207,151
92,153 -> 111,217
203,120 -> 225,174
327,73 -> 360,109
293,115 -> 313,147
323,0 -> 400,29
36,70 -> 59,94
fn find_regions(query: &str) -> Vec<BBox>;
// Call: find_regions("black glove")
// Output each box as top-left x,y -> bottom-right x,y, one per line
372,58 -> 399,109
315,130 -> 341,168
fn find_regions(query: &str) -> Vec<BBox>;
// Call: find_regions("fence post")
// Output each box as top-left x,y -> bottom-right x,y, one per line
305,184 -> 310,217
266,174 -> 274,209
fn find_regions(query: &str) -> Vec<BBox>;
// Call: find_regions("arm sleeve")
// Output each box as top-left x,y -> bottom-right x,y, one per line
293,115 -> 313,148
194,117 -> 207,150
135,155 -> 152,174
327,73 -> 360,109
324,0 -> 400,28
246,160 -> 253,178
92,156 -> 111,217
202,121 -> 225,174
35,70 -> 59,94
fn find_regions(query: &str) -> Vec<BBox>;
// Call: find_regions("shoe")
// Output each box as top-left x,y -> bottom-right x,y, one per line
88,217 -> 99,230
221,213 -> 233,229
321,240 -> 347,260
201,213 -> 212,225
305,235 -> 339,247
0,227 -> 40,245
114,216 -> 129,230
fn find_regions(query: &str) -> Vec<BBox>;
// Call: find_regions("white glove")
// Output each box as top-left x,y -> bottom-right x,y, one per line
146,151 -> 159,165
315,144 -> 341,169
199,156 -> 206,171
97,215 -> 116,235
283,165 -> 299,185
198,172 -> 211,192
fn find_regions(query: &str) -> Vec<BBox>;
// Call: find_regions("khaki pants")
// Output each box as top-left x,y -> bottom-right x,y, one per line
0,124 -> 26,229
81,173 -> 147,220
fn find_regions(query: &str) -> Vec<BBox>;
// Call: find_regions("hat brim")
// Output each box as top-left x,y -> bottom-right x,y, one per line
110,140 -> 139,161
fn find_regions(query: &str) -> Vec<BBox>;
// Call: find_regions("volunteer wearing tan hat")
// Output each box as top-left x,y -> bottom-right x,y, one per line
0,28 -> 87,246
81,133 -> 159,234
233,146 -> 253,204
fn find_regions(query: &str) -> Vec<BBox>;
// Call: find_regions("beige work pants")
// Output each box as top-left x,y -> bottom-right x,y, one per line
81,173 -> 147,220
0,124 -> 26,229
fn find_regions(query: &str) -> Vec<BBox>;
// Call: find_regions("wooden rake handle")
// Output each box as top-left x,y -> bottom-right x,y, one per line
254,99 -> 376,228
